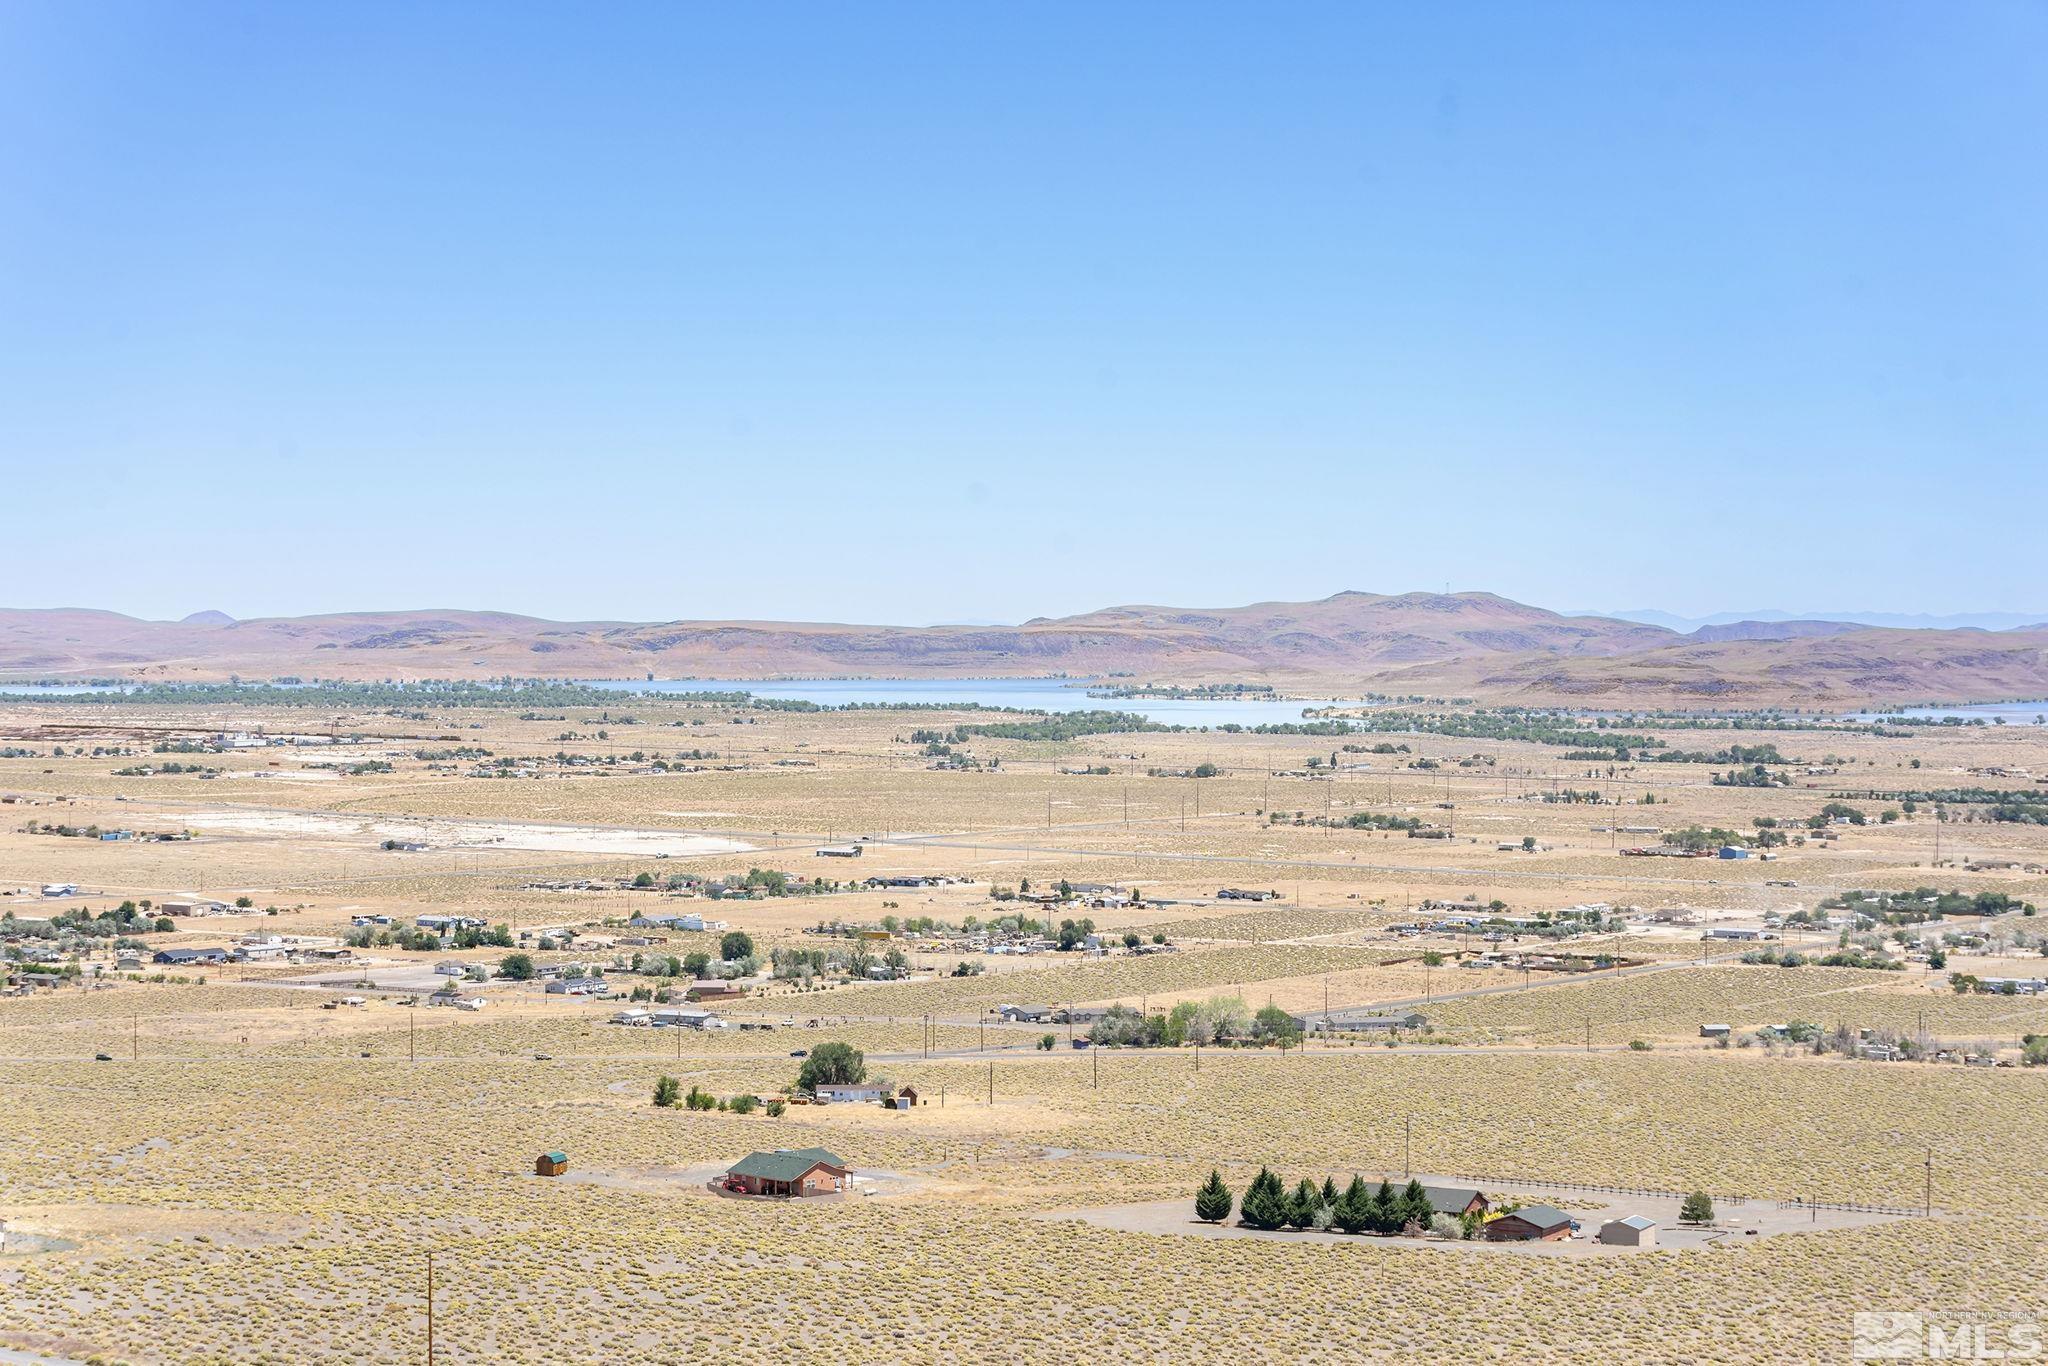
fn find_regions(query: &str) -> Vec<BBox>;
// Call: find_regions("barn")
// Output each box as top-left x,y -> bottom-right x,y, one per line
1484,1205 -> 1573,1242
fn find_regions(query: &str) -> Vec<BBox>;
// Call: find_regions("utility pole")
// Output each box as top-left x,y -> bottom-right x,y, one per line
1585,1018 -> 1591,1053
1404,1116 -> 1411,1179
1924,1148 -> 1933,1216
987,1061 -> 993,1106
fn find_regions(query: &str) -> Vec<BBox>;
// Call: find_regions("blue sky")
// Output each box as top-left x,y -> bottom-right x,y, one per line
2,2 -> 2042,625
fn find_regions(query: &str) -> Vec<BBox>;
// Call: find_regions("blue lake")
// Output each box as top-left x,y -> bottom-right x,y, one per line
1848,701 -> 2048,725
578,677 -> 1347,728
0,675 -> 1350,727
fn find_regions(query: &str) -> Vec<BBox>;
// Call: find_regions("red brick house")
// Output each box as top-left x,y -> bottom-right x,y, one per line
723,1147 -> 849,1198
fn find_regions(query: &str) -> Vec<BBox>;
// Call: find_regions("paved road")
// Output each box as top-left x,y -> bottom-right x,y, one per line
876,833 -> 1850,894
0,1039 -> 1670,1067
1353,948 -> 1757,1012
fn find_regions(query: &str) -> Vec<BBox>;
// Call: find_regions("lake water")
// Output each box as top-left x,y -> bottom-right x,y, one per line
580,677 -> 1345,728
8,675 -> 2042,730
0,675 -> 1347,727
0,682 -> 121,695
1848,701 -> 2048,725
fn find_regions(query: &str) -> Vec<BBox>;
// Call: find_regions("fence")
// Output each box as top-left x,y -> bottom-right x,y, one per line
1395,1170 -> 1925,1218
1402,1169 -> 1747,1208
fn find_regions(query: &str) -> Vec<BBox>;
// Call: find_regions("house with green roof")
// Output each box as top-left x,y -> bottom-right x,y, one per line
722,1147 -> 850,1198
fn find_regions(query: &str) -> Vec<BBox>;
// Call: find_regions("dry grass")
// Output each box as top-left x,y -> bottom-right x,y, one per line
7,697 -> 2048,1361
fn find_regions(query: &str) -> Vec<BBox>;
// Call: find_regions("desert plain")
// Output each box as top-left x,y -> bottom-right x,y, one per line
3,682 -> 2048,1363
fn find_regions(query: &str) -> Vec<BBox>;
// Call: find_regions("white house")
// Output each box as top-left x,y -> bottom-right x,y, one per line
651,1007 -> 723,1029
813,1081 -> 890,1103
162,898 -> 233,917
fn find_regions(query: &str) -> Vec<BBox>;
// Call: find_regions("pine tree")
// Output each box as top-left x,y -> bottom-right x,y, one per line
1370,1180 -> 1398,1235
1240,1167 -> 1287,1230
1194,1169 -> 1234,1224
652,1074 -> 680,1108
1321,1175 -> 1340,1208
1288,1178 -> 1322,1230
1399,1178 -> 1435,1233
1335,1175 -> 1372,1234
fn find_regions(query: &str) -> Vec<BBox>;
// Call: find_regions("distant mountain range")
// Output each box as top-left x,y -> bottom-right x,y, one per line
1596,607 -> 2048,633
5,592 -> 2048,707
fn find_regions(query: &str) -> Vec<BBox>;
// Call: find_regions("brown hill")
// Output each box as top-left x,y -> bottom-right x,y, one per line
3,595 -> 2045,706
1684,619 -> 1868,644
1448,628 -> 2048,706
0,594 -> 1673,682
1039,591 -> 1676,665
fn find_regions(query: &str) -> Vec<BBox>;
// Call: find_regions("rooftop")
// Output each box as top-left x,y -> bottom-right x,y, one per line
726,1146 -> 848,1184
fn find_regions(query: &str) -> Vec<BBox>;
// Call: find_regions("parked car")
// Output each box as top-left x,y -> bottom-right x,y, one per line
93,1052 -> 113,1061
789,1049 -> 808,1058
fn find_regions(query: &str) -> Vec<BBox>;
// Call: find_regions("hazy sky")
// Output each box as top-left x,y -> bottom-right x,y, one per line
3,2 -> 2042,625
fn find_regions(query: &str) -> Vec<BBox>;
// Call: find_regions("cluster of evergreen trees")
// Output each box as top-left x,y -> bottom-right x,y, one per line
1195,1169 -> 1469,1237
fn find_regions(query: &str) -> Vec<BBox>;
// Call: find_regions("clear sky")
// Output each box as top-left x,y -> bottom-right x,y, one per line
3,2 -> 2042,625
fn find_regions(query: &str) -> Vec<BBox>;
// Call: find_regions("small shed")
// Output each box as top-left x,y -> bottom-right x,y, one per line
1700,1024 -> 1731,1039
1597,1215 -> 1657,1247
894,1084 -> 919,1110
535,1151 -> 569,1177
